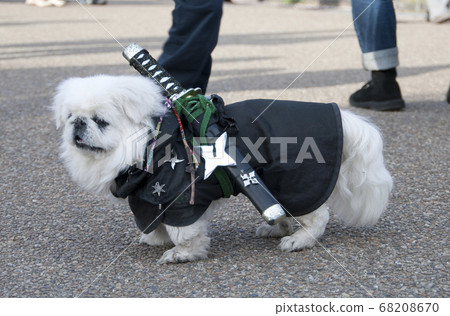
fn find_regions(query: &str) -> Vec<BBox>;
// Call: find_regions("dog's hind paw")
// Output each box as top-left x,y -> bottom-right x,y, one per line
256,219 -> 293,238
279,234 -> 316,252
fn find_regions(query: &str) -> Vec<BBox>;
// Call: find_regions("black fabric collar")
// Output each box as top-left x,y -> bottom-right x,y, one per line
111,108 -> 206,205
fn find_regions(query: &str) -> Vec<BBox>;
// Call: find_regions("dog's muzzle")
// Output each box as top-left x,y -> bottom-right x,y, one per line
72,118 -> 104,152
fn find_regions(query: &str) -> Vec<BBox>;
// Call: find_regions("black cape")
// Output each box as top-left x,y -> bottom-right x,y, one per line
112,98 -> 343,233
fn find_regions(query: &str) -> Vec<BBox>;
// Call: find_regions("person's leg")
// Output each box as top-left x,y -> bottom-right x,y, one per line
158,0 -> 223,93
350,0 -> 405,110
352,0 -> 398,71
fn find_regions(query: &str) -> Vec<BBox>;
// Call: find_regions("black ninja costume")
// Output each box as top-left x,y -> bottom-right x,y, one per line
112,97 -> 343,234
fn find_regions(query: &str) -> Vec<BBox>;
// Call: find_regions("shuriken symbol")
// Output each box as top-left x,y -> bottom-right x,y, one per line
199,132 -> 236,179
240,171 -> 259,187
164,152 -> 184,170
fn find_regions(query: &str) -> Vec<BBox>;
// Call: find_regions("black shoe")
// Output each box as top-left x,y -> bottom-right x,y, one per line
350,69 -> 405,111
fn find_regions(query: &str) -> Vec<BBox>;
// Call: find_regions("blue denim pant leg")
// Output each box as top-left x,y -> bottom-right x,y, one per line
158,0 -> 223,93
351,0 -> 399,70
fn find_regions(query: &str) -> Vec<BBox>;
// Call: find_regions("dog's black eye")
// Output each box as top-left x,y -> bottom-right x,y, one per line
92,115 -> 109,129
68,113 -> 72,119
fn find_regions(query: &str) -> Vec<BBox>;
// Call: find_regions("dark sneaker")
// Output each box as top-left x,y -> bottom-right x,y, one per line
350,73 -> 405,111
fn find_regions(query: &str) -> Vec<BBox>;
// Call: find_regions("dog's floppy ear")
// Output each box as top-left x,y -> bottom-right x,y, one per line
112,76 -> 165,126
52,78 -> 79,129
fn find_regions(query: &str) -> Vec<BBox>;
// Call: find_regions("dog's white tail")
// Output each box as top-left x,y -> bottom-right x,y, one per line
328,110 -> 393,227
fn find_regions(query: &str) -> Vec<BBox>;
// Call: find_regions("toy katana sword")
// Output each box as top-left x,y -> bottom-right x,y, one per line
123,43 -> 286,225
122,43 -> 199,101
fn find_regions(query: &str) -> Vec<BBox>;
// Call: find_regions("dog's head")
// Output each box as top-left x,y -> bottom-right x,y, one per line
52,75 -> 165,195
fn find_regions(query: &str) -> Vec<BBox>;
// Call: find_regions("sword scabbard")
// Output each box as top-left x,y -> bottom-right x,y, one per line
224,147 -> 286,225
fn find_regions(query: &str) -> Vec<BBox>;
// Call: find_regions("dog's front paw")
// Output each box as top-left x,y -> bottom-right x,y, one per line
140,233 -> 171,247
139,226 -> 173,247
279,233 -> 316,252
157,246 -> 208,264
256,219 -> 293,238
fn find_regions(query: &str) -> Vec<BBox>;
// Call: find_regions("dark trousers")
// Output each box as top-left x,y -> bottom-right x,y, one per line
351,0 -> 398,70
158,0 -> 223,93
352,0 -> 397,53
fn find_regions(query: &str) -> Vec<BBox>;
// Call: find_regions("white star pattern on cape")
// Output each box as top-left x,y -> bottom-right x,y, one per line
199,132 -> 236,179
152,182 -> 166,196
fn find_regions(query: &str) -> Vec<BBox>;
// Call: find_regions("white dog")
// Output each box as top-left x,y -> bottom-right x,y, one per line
53,75 -> 393,264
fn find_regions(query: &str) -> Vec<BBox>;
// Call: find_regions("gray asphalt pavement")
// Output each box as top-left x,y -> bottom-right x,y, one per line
0,0 -> 449,298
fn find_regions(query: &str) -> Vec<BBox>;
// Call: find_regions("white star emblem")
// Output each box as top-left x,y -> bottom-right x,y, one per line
164,152 -> 184,169
152,182 -> 166,196
198,132 -> 236,179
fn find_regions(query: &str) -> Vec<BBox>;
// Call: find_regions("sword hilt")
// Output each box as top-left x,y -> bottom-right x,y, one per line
123,43 -> 186,99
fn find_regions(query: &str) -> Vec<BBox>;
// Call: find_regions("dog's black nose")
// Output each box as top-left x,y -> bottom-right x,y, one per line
73,117 -> 87,129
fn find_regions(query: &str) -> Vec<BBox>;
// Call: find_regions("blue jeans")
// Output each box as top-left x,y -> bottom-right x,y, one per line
352,0 -> 399,71
158,0 -> 223,93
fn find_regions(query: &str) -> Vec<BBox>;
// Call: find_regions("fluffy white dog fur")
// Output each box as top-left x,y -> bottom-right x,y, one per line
53,75 -> 393,264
